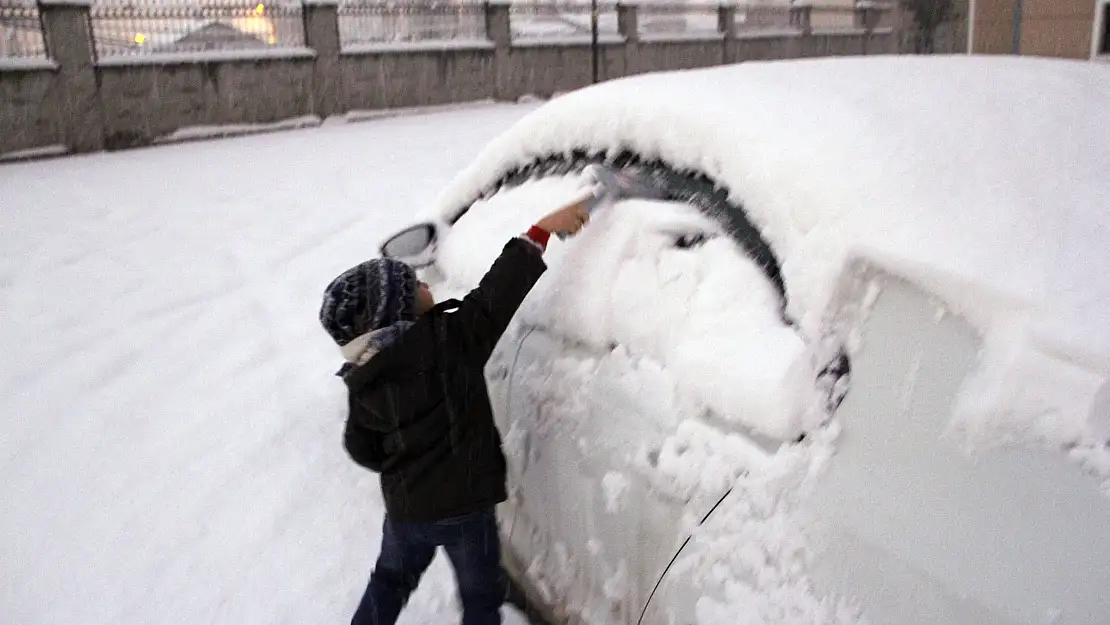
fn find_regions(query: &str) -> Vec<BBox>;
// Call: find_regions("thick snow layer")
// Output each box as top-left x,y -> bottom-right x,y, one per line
427,55 -> 1110,456
436,182 -> 830,440
0,143 -> 68,162
483,296 -> 863,623
486,324 -> 866,623
673,428 -> 866,625
157,115 -> 321,143
458,182 -> 868,622
601,471 -> 629,513
0,103 -> 539,624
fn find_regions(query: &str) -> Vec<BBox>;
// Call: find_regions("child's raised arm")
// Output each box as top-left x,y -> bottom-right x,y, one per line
445,199 -> 590,356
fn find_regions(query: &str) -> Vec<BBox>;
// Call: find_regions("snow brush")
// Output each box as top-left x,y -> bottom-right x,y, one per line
556,164 -> 670,240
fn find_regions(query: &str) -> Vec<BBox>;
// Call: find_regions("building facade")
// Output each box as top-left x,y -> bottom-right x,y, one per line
970,0 -> 1109,59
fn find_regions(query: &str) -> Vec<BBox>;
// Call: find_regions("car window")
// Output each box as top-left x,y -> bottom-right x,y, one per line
452,151 -> 789,320
443,152 -> 851,440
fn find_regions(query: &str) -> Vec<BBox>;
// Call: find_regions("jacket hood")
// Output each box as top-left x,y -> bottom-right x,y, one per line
343,332 -> 429,433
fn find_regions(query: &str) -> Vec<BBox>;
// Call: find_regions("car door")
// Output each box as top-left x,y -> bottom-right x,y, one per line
415,154 -> 840,624
484,194 -> 818,625
489,319 -> 693,625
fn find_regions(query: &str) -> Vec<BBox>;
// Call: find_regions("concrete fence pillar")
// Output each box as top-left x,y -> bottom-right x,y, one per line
856,5 -> 881,55
718,3 -> 737,64
856,5 -> 881,32
38,0 -> 103,152
790,4 -> 813,35
303,0 -> 342,118
486,1 -> 511,99
786,3 -> 812,57
617,3 -> 639,75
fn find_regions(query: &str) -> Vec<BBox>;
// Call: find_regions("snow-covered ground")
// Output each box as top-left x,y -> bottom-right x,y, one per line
4,55 -> 1109,625
0,103 -> 539,624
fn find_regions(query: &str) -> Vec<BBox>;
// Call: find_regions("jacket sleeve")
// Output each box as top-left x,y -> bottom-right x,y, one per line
445,237 -> 547,358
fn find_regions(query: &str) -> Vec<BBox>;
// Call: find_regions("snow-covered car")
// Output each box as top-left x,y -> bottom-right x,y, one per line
379,56 -> 1110,625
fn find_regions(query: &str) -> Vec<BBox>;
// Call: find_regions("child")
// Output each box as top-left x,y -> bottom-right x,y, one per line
319,199 -> 591,625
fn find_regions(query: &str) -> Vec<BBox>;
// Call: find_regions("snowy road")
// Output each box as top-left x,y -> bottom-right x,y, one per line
0,103 -> 539,625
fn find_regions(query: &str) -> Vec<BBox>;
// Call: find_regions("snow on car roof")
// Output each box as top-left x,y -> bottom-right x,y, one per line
430,55 -> 1110,462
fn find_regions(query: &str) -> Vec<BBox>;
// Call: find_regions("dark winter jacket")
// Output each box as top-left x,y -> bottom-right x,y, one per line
342,238 -> 547,522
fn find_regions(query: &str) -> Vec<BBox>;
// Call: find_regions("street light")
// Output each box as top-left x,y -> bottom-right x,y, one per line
590,0 -> 599,83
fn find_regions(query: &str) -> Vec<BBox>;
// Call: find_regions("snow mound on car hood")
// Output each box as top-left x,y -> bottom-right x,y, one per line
430,55 -> 1110,458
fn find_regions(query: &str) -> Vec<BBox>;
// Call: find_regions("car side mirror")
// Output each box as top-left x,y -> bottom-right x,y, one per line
380,222 -> 438,268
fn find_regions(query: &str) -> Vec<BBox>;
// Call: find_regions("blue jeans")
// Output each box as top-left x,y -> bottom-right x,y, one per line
351,508 -> 506,625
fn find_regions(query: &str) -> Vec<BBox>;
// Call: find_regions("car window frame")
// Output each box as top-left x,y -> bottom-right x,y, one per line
446,150 -> 791,322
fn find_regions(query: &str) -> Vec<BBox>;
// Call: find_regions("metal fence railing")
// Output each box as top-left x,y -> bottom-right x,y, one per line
2,1 -> 895,63
810,4 -> 862,32
89,1 -> 305,58
509,1 -> 618,41
734,4 -> 796,35
338,1 -> 487,47
1,0 -> 47,59
637,2 -> 721,37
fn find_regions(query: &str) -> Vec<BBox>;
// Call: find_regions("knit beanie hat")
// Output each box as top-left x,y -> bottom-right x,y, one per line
319,258 -> 418,349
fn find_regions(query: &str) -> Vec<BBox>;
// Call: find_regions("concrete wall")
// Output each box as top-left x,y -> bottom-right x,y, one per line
503,41 -> 597,97
637,37 -> 726,71
341,45 -> 497,109
801,32 -> 867,57
97,57 -> 315,149
974,0 -> 1098,58
1,1 -> 898,158
0,65 -> 62,154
